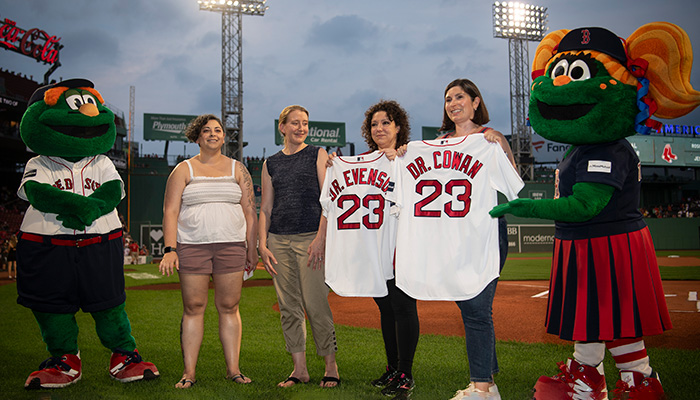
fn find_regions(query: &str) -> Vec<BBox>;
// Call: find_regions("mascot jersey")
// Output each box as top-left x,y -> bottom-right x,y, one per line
554,139 -> 643,240
390,135 -> 523,301
18,154 -> 124,235
320,151 -> 397,297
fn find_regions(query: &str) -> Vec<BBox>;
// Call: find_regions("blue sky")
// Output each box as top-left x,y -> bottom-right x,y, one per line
3,0 -> 700,159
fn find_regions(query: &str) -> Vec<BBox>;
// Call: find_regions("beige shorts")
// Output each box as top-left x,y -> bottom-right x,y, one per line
177,242 -> 246,274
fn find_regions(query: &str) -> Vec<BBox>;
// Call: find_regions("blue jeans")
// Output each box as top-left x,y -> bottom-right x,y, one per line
454,216 -> 508,382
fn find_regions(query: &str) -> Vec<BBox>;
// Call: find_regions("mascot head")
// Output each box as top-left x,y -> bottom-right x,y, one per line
529,22 -> 700,145
20,78 -> 116,159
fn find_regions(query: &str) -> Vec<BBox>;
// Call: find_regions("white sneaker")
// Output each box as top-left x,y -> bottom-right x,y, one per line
449,382 -> 501,400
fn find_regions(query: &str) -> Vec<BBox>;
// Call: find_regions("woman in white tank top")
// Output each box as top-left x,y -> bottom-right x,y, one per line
159,114 -> 258,388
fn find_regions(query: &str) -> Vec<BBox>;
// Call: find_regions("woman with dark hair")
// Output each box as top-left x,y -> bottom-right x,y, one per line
160,113 -> 258,388
439,79 -> 517,400
356,100 -> 419,400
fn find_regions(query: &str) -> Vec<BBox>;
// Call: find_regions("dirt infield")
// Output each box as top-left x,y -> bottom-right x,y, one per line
327,280 -> 700,350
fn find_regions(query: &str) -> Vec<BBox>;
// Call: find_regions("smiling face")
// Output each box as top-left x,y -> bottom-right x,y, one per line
20,83 -> 116,157
196,119 -> 225,150
529,51 -> 638,145
444,86 -> 480,126
279,109 -> 309,146
370,111 -> 399,151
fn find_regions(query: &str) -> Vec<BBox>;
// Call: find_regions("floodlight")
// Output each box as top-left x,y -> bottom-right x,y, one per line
493,1 -> 547,40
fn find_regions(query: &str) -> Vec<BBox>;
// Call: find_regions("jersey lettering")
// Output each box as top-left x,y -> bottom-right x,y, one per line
413,179 -> 472,218
336,193 -> 385,230
407,150 -> 483,180
53,178 -> 74,190
330,167 -> 390,201
84,178 -> 101,191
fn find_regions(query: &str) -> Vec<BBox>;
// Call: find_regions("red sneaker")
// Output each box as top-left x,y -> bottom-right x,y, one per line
25,353 -> 82,389
109,348 -> 160,382
533,358 -> 608,400
612,370 -> 665,400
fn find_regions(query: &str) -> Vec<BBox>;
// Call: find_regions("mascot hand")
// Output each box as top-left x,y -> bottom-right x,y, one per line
89,180 -> 123,214
56,214 -> 87,230
55,197 -> 105,229
490,182 -> 615,222
490,198 -> 535,218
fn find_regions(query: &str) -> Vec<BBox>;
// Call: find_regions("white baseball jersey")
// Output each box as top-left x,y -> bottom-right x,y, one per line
18,154 -> 125,235
320,151 -> 397,297
390,135 -> 524,301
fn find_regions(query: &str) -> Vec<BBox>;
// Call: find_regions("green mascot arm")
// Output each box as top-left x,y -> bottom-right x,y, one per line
24,180 -> 105,230
489,182 -> 615,222
88,180 -> 123,215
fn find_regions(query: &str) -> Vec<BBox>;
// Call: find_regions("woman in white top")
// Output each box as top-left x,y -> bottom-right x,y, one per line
160,114 -> 258,388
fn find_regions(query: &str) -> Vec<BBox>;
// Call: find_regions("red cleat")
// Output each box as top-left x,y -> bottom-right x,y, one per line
612,370 -> 665,400
25,353 -> 82,390
109,348 -> 160,382
533,358 -> 608,400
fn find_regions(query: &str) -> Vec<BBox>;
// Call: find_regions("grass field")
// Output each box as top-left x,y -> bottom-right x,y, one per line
1,253 -> 698,400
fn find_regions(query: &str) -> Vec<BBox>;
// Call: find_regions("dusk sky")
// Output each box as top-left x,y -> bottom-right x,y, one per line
3,0 -> 700,159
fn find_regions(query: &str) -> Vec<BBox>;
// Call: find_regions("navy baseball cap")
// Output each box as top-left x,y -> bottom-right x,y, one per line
558,27 -> 627,64
28,78 -> 95,106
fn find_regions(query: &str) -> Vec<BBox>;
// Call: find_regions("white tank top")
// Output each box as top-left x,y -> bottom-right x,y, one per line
177,158 -> 246,244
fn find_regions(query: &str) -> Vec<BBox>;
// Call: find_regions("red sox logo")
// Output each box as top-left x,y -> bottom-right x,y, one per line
662,143 -> 677,163
581,29 -> 591,45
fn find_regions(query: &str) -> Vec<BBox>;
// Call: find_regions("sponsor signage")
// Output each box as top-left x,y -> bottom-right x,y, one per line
506,224 -> 556,253
274,120 -> 345,147
0,17 -> 62,65
626,135 -> 700,167
532,133 -> 570,163
140,224 -> 165,257
143,113 -> 197,141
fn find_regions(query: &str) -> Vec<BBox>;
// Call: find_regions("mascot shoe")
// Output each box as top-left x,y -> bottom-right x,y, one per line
612,370 -> 665,400
109,348 -> 160,382
25,352 -> 82,390
533,358 -> 608,400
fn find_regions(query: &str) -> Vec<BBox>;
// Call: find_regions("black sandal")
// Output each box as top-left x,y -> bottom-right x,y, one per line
228,373 -> 251,384
320,376 -> 341,388
175,378 -> 196,388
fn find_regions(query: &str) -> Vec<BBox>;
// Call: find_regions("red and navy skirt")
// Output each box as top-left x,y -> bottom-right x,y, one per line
545,226 -> 672,341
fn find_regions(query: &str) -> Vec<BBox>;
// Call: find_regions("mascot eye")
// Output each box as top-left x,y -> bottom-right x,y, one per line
568,60 -> 591,81
551,59 -> 569,78
65,94 -> 98,110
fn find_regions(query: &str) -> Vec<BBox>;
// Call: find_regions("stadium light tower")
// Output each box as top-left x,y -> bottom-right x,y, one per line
198,0 -> 268,160
492,2 -> 548,181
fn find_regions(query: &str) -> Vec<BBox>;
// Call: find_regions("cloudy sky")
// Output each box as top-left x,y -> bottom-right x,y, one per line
3,0 -> 700,159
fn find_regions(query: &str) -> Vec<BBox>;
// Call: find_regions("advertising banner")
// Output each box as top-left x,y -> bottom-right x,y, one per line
531,133 -> 571,163
274,120 -> 345,147
143,113 -> 197,141
506,224 -> 556,253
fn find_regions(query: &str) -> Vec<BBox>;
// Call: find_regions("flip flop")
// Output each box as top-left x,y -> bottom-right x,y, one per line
320,376 -> 341,388
228,373 -> 251,384
279,376 -> 308,387
175,378 -> 196,388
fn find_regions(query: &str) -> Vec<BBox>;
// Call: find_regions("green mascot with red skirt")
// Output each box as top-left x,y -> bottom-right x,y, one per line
491,22 -> 700,399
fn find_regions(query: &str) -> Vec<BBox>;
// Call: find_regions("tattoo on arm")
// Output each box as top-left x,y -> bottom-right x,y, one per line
238,163 -> 255,206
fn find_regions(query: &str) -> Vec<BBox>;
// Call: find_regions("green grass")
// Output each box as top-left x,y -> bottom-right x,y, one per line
1,260 -> 699,399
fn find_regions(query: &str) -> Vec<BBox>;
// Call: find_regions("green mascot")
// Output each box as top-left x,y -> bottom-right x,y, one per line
16,79 -> 159,389
491,22 -> 700,399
